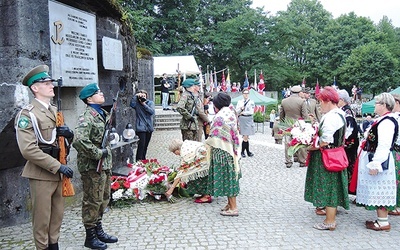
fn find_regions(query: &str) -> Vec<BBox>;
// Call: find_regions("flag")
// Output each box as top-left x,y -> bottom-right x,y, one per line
214,68 -> 218,90
301,77 -> 306,88
209,70 -> 214,92
315,79 -> 320,95
199,66 -> 203,91
258,70 -> 265,93
226,70 -> 231,92
221,70 -> 227,92
243,71 -> 249,89
254,69 -> 257,86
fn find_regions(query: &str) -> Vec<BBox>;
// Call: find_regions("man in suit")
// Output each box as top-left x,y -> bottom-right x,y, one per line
15,65 -> 74,249
280,85 -> 308,168
303,87 -> 321,122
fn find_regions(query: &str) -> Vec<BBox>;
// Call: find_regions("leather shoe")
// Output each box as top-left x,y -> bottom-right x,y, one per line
247,152 -> 254,157
195,196 -> 212,203
241,152 -> 246,158
286,163 -> 292,168
366,220 -> 391,231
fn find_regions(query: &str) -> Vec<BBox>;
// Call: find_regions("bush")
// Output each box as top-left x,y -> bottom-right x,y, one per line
253,111 -> 265,123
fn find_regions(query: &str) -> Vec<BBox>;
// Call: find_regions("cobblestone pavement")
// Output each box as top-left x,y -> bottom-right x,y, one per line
1,126 -> 399,249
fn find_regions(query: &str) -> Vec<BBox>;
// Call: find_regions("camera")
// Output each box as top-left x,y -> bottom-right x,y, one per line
137,95 -> 146,102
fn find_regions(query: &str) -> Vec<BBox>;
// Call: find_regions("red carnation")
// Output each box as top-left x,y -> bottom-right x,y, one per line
111,181 -> 120,191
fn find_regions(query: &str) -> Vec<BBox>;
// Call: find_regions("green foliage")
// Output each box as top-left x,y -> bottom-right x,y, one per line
117,0 -> 400,94
253,111 -> 265,123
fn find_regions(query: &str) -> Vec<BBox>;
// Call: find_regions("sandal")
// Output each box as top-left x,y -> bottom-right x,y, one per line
220,209 -> 239,217
315,207 -> 326,216
366,220 -> 391,231
313,221 -> 336,231
388,208 -> 400,216
220,204 -> 230,211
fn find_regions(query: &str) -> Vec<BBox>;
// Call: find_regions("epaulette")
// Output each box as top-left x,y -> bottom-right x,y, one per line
90,110 -> 98,117
23,104 -> 34,111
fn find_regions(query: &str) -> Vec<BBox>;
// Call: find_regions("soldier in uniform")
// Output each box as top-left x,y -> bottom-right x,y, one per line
280,85 -> 309,168
15,65 -> 74,250
176,79 -> 209,141
72,83 -> 118,250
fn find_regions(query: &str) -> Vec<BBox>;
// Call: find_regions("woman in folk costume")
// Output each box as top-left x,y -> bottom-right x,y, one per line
389,93 -> 400,216
304,86 -> 349,231
166,139 -> 211,203
235,89 -> 255,158
354,93 -> 398,231
337,89 -> 360,190
206,93 -> 241,216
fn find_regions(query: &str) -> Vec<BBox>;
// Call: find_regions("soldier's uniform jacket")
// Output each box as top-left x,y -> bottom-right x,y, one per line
176,91 -> 208,130
280,93 -> 308,121
15,99 -> 61,181
72,106 -> 112,172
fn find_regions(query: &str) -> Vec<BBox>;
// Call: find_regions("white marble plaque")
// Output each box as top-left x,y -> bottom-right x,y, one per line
49,0 -> 98,87
102,37 -> 123,71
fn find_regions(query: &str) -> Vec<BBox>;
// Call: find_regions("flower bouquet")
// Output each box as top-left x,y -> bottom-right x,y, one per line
280,118 -> 319,156
110,159 -> 177,206
110,176 -> 137,207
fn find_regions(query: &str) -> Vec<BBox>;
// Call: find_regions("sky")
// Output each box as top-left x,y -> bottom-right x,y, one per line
252,0 -> 400,27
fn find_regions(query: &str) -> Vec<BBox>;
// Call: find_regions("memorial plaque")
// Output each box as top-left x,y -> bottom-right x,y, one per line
102,37 -> 123,71
49,0 -> 98,86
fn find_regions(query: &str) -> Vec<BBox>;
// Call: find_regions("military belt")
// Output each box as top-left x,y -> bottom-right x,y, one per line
40,146 -> 60,159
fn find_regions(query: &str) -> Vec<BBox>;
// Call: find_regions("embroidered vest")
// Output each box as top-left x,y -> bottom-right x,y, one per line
364,116 -> 398,153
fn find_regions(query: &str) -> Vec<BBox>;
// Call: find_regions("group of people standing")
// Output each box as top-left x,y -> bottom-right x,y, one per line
303,86 -> 400,232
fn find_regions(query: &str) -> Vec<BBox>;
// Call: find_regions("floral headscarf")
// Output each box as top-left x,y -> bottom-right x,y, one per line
206,105 -> 241,176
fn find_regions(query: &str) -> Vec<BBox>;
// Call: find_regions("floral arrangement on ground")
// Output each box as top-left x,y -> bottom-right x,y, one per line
110,159 -> 183,207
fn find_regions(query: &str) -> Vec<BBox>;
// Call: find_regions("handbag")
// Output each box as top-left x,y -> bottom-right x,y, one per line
320,146 -> 349,172
62,176 -> 75,197
320,112 -> 348,172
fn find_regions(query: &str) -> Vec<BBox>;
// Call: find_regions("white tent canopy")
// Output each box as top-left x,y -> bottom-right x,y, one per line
153,55 -> 200,78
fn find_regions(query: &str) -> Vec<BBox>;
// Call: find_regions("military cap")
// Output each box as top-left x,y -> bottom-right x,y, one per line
22,65 -> 53,87
290,85 -> 302,93
79,83 -> 100,100
182,78 -> 200,88
302,87 -> 311,93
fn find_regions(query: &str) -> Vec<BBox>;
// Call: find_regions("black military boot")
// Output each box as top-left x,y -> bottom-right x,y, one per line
85,227 -> 107,249
48,243 -> 59,250
96,222 -> 118,243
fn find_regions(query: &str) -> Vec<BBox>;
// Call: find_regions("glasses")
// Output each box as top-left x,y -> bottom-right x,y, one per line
376,101 -> 384,105
243,92 -> 249,95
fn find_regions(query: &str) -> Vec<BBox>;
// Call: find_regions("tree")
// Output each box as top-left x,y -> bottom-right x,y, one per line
339,42 -> 398,96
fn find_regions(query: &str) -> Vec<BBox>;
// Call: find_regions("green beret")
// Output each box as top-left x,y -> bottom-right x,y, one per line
22,65 -> 52,87
182,79 -> 199,88
79,83 -> 100,100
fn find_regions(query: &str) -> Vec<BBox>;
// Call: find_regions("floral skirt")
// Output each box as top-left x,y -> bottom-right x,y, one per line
394,151 -> 400,207
186,176 -> 208,195
207,148 -> 241,197
304,150 -> 350,209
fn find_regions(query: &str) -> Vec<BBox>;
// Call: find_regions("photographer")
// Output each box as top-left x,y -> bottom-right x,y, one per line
130,89 -> 155,161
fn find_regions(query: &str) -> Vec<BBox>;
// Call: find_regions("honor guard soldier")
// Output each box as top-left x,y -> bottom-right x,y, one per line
15,65 -> 74,250
72,83 -> 118,249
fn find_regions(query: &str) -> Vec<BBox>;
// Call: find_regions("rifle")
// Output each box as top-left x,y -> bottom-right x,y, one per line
97,91 -> 119,173
187,94 -> 197,129
56,77 -> 75,196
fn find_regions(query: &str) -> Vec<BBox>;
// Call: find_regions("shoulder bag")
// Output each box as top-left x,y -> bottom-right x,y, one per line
320,113 -> 349,172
